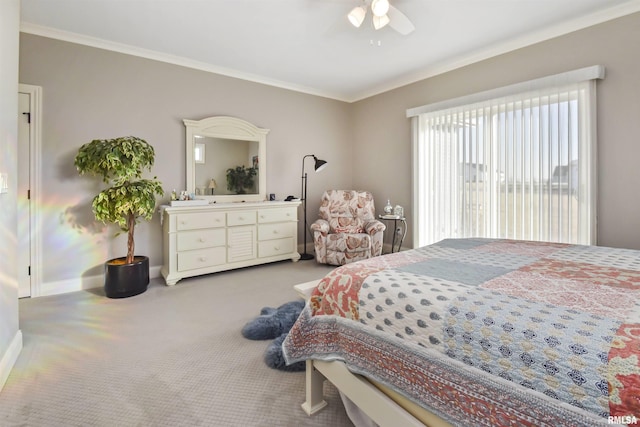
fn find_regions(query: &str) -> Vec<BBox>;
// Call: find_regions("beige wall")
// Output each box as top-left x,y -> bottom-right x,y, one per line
0,0 -> 21,391
352,12 -> 640,250
19,34 -> 353,289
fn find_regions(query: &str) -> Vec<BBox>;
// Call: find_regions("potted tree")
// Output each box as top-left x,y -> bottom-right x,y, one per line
75,136 -> 164,298
226,165 -> 257,194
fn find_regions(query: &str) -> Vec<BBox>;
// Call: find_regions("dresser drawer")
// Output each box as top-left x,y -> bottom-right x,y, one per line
177,247 -> 226,271
258,237 -> 294,258
176,212 -> 225,230
227,210 -> 256,226
258,222 -> 295,241
258,207 -> 297,223
177,229 -> 226,251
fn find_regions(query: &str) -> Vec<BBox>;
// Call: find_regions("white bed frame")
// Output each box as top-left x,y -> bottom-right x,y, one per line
293,281 -> 451,427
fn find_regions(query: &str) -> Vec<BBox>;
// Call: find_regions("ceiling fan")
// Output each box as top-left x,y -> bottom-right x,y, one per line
347,0 -> 415,35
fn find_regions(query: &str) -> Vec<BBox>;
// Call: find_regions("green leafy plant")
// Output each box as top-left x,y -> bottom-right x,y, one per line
74,136 -> 164,264
226,165 -> 257,194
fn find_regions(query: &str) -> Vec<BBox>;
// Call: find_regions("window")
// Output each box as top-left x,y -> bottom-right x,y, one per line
407,66 -> 604,247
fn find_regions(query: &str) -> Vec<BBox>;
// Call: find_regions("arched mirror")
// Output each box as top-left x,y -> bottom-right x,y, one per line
185,116 -> 268,203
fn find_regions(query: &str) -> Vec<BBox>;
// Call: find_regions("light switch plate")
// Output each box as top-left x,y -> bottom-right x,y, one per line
0,173 -> 8,194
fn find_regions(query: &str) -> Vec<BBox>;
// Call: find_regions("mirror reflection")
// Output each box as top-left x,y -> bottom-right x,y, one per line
193,136 -> 259,196
185,116 -> 268,203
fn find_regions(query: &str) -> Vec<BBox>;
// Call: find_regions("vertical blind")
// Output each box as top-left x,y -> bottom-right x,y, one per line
408,67 -> 603,247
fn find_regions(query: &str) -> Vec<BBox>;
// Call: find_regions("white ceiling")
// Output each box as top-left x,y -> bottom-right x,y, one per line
19,0 -> 640,102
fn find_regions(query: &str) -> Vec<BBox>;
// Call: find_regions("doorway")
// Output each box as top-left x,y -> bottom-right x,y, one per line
17,84 -> 42,298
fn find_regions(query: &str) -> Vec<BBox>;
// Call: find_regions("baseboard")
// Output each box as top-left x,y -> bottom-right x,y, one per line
35,265 -> 162,297
382,243 -> 408,254
0,331 -> 23,393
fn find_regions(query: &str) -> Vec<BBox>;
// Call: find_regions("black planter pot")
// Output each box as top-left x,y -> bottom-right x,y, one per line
104,256 -> 149,298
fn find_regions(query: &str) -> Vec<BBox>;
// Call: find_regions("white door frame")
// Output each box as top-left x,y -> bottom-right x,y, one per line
18,84 -> 42,298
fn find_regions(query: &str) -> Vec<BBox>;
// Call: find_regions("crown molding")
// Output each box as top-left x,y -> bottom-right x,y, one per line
19,22 -> 349,103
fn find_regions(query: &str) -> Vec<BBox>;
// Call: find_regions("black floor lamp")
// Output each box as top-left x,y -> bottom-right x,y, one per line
300,154 -> 328,260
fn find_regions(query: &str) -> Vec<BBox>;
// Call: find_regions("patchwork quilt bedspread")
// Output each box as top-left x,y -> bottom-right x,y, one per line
282,238 -> 640,426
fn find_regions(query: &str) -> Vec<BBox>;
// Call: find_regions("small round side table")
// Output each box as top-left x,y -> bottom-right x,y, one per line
378,214 -> 407,253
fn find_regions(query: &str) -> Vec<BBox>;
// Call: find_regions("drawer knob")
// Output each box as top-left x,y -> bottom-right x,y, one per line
199,257 -> 206,262
274,246 -> 280,251
273,230 -> 278,234
199,238 -> 205,242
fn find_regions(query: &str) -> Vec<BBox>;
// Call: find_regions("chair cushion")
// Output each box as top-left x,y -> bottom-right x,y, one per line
329,217 -> 364,234
319,190 -> 377,228
334,225 -> 364,234
326,233 -> 371,252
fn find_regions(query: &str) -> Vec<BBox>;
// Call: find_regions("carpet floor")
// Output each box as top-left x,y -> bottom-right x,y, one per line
0,260 -> 354,427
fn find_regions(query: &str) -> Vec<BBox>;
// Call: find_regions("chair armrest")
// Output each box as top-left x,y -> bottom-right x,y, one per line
311,219 -> 330,234
364,220 -> 386,234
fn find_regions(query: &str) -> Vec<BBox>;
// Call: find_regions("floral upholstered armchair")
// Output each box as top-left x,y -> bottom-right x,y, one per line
310,190 -> 386,265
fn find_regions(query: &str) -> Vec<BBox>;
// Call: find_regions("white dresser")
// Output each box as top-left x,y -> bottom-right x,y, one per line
161,201 -> 301,285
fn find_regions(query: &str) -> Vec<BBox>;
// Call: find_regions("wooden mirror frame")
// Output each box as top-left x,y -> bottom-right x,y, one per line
184,116 -> 268,203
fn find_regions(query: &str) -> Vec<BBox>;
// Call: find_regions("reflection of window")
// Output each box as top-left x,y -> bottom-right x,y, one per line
408,66 -> 604,247
194,143 -> 205,164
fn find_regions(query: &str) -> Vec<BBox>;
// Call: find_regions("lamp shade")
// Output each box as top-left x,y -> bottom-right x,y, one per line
208,179 -> 217,189
314,158 -> 328,172
371,0 -> 390,17
348,6 -> 366,28
373,14 -> 390,30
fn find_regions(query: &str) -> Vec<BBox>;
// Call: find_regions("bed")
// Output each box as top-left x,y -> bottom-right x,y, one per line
283,238 -> 640,427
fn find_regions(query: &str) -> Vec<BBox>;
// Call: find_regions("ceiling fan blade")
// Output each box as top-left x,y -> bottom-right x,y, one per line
388,5 -> 415,35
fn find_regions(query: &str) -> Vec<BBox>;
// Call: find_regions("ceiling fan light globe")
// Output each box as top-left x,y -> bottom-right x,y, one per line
373,14 -> 390,30
371,0 -> 390,17
348,6 -> 366,28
